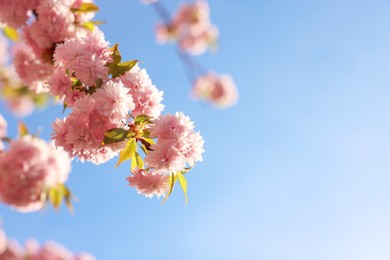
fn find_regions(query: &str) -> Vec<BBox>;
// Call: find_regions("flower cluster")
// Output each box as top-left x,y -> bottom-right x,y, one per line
0,115 -> 72,212
155,0 -> 218,55
192,72 -> 238,108
0,0 -> 204,202
0,34 -> 49,117
0,228 -> 95,259
0,0 -> 99,95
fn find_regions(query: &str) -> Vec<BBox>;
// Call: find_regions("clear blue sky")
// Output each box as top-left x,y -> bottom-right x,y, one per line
2,0 -> 390,259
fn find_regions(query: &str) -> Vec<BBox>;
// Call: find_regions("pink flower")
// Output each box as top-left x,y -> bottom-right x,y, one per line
0,0 -> 39,28
119,65 -> 164,118
145,112 -> 204,174
30,242 -> 73,260
155,0 -> 217,55
48,69 -> 73,98
0,34 -> 8,66
145,141 -> 186,174
13,44 -> 53,93
192,72 -> 238,108
94,80 -> 135,120
0,135 -> 72,212
0,229 -> 6,255
127,168 -> 170,198
149,112 -> 194,139
6,97 -> 35,117
54,30 -> 111,86
0,240 -> 24,259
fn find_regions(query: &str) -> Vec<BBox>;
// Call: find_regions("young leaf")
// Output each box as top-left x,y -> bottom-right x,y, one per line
103,128 -> 130,145
48,186 -> 63,210
116,138 -> 137,167
134,152 -> 144,169
162,174 -> 176,204
139,143 -> 149,155
135,115 -> 152,125
110,60 -> 138,78
18,122 -> 29,137
60,184 -> 74,213
3,26 -> 19,41
109,44 -> 121,65
130,152 -> 143,171
83,22 -> 95,31
176,172 -> 188,205
71,3 -> 99,13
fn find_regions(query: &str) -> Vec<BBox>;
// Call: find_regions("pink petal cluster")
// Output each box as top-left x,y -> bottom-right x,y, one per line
192,72 -> 238,108
4,0 -> 98,94
51,30 -> 166,164
0,135 -> 71,212
145,112 -> 204,174
156,0 -> 218,55
117,64 -> 164,118
51,82 -> 134,164
53,29 -> 112,87
127,168 -> 170,198
0,229 -> 95,260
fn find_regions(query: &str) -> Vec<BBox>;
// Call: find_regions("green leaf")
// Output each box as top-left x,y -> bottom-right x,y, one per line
62,102 -> 68,113
111,60 -> 138,78
3,26 -> 19,41
60,184 -> 74,213
103,128 -> 130,145
162,174 -> 176,204
109,43 -> 121,64
83,22 -> 95,31
48,186 -> 63,210
135,115 -> 152,125
71,3 -> 99,13
139,143 -> 148,155
133,152 -> 144,170
18,122 -> 28,137
177,172 -> 189,204
116,138 -> 137,167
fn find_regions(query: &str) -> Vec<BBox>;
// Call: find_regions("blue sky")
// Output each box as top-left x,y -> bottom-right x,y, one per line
2,0 -> 390,259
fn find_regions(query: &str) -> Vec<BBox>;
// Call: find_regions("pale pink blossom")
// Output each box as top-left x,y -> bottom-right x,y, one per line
13,45 -> 53,93
23,238 -> 95,260
145,112 -> 204,174
0,0 -> 39,28
119,65 -> 164,118
127,168 -> 170,198
0,229 -> 6,255
30,242 -> 73,260
48,69 -> 73,98
145,141 -> 186,174
54,30 -> 111,86
0,34 -> 8,66
0,135 -> 71,212
155,0 -> 217,55
6,97 -> 35,117
192,72 -> 238,108
0,240 -> 24,259
94,80 -> 135,120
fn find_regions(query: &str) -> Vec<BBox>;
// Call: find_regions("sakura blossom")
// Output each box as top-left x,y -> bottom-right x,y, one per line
145,112 -> 204,174
192,72 -> 238,108
127,168 -> 170,198
155,0 -> 218,55
0,135 -> 71,212
0,229 -> 95,260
